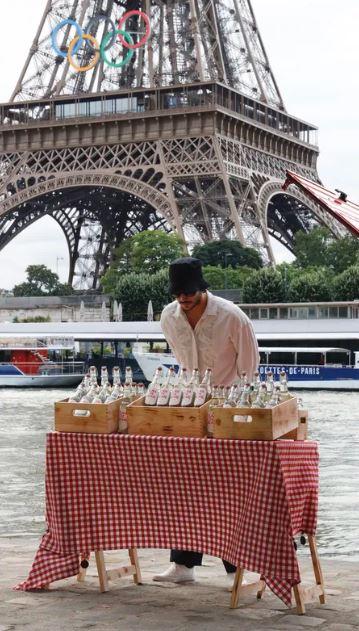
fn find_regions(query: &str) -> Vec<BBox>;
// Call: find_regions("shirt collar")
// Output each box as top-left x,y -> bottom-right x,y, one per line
174,291 -> 218,319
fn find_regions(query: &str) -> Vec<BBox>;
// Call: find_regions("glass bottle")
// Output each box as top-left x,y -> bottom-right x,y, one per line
207,385 -> 220,438
279,370 -> 291,401
252,383 -> 267,408
144,367 -> 163,406
193,367 -> 212,407
169,367 -> 188,407
181,368 -> 200,407
265,370 -> 274,400
112,366 -> 121,386
238,382 -> 252,407
89,365 -> 98,385
223,384 -> 238,408
157,367 -> 176,406
266,385 -> 281,408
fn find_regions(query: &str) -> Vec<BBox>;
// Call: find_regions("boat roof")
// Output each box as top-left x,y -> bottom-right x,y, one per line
284,171 -> 359,237
259,347 -> 349,354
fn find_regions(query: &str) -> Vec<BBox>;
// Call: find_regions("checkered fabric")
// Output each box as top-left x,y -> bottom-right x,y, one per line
15,434 -> 319,606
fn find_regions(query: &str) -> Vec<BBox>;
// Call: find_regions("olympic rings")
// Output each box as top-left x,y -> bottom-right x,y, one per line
100,30 -> 134,68
117,10 -> 151,50
51,10 -> 151,73
68,34 -> 100,72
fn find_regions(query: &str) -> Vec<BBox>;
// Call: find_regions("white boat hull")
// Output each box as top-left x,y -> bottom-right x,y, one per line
0,374 -> 83,388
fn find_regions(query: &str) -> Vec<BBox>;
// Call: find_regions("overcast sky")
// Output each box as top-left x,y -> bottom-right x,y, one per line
0,0 -> 358,289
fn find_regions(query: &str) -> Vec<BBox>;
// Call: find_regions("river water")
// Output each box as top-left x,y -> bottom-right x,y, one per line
0,389 -> 358,560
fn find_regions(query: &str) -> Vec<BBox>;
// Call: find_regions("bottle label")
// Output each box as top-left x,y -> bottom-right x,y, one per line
193,385 -> 207,407
145,386 -> 159,406
181,386 -> 194,407
169,386 -> 182,407
119,408 -> 128,433
157,386 -> 171,406
207,410 -> 215,436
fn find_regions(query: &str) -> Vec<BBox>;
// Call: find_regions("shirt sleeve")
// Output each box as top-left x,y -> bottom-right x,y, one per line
160,309 -> 178,356
231,312 -> 260,382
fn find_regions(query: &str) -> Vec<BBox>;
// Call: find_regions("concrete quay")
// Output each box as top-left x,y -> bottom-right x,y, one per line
1,537 -> 359,631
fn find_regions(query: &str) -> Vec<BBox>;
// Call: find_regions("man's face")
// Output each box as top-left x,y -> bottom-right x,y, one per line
175,290 -> 202,312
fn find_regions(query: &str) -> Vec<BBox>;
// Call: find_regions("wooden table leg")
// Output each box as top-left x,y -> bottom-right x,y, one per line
95,551 -> 109,593
129,548 -> 142,585
293,583 -> 306,615
308,535 -> 326,604
230,567 -> 244,609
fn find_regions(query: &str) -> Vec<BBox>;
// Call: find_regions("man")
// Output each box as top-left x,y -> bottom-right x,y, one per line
153,256 -> 259,584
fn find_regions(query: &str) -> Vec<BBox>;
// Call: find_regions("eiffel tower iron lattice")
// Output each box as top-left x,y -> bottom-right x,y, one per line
0,0 -> 346,289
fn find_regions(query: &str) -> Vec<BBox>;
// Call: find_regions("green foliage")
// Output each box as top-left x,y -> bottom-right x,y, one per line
202,265 -> 255,290
287,268 -> 333,302
192,239 -> 262,269
293,227 -> 359,274
242,267 -> 287,303
13,265 -> 73,296
332,265 -> 359,301
104,230 -> 186,282
106,268 -> 171,320
13,315 -> 51,323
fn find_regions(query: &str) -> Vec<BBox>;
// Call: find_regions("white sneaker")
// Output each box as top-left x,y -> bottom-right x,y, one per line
153,563 -> 196,583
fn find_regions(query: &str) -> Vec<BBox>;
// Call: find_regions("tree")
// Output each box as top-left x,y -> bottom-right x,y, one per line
287,268 -> 333,302
201,265 -> 256,290
13,265 -> 73,296
192,239 -> 262,269
293,227 -> 332,269
242,268 -> 287,303
332,265 -> 359,301
293,227 -> 359,273
105,269 -> 172,320
103,230 -> 186,281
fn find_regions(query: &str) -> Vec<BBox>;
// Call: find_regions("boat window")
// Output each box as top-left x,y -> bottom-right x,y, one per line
338,306 -> 349,318
329,306 -> 339,318
279,307 -> 288,319
260,308 -> 269,319
249,308 -> 259,319
326,351 -> 348,366
266,351 -> 294,364
308,307 -> 316,319
269,307 -> 279,319
318,307 -> 329,318
297,352 -> 323,365
0,350 -> 11,362
259,351 -> 268,363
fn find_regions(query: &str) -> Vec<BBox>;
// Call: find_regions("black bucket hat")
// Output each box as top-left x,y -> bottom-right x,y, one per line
169,257 -> 209,295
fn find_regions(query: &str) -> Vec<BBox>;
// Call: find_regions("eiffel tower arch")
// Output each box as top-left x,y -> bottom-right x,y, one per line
0,0 -> 345,289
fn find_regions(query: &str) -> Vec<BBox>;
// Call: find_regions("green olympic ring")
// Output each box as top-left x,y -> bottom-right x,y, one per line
100,30 -> 134,68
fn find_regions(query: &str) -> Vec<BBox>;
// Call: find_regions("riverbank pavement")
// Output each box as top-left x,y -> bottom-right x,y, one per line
1,537 -> 359,631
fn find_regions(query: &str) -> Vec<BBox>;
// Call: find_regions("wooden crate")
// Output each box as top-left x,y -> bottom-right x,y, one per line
212,397 -> 299,441
54,399 -> 120,434
127,396 -> 210,438
282,409 -> 309,440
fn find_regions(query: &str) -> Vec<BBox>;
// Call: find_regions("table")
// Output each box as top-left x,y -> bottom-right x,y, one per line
16,433 -> 319,608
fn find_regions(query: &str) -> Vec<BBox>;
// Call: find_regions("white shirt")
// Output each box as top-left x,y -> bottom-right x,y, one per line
160,292 -> 259,386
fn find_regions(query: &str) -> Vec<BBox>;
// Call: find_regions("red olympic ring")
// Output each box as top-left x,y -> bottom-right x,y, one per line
117,10 -> 151,50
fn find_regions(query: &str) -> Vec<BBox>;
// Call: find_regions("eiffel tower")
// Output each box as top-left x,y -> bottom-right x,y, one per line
0,0 -> 344,289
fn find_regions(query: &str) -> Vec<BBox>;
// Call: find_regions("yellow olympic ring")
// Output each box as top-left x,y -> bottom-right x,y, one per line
67,34 -> 100,72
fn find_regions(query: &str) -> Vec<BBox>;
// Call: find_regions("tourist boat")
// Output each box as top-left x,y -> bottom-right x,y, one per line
0,337 -> 85,387
133,346 -> 359,390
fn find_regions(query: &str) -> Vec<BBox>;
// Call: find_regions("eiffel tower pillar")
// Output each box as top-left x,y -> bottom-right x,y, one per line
0,0 -> 347,289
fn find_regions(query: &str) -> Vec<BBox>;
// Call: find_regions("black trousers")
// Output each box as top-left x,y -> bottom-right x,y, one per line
170,549 -> 236,573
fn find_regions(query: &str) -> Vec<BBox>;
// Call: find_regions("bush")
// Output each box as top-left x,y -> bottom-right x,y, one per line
332,265 -> 359,301
287,268 -> 333,302
242,268 -> 287,303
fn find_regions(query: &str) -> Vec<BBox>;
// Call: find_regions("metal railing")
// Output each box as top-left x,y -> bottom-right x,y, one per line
0,361 -> 85,376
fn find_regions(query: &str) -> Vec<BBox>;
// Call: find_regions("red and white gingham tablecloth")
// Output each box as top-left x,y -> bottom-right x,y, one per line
15,434 -> 319,606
